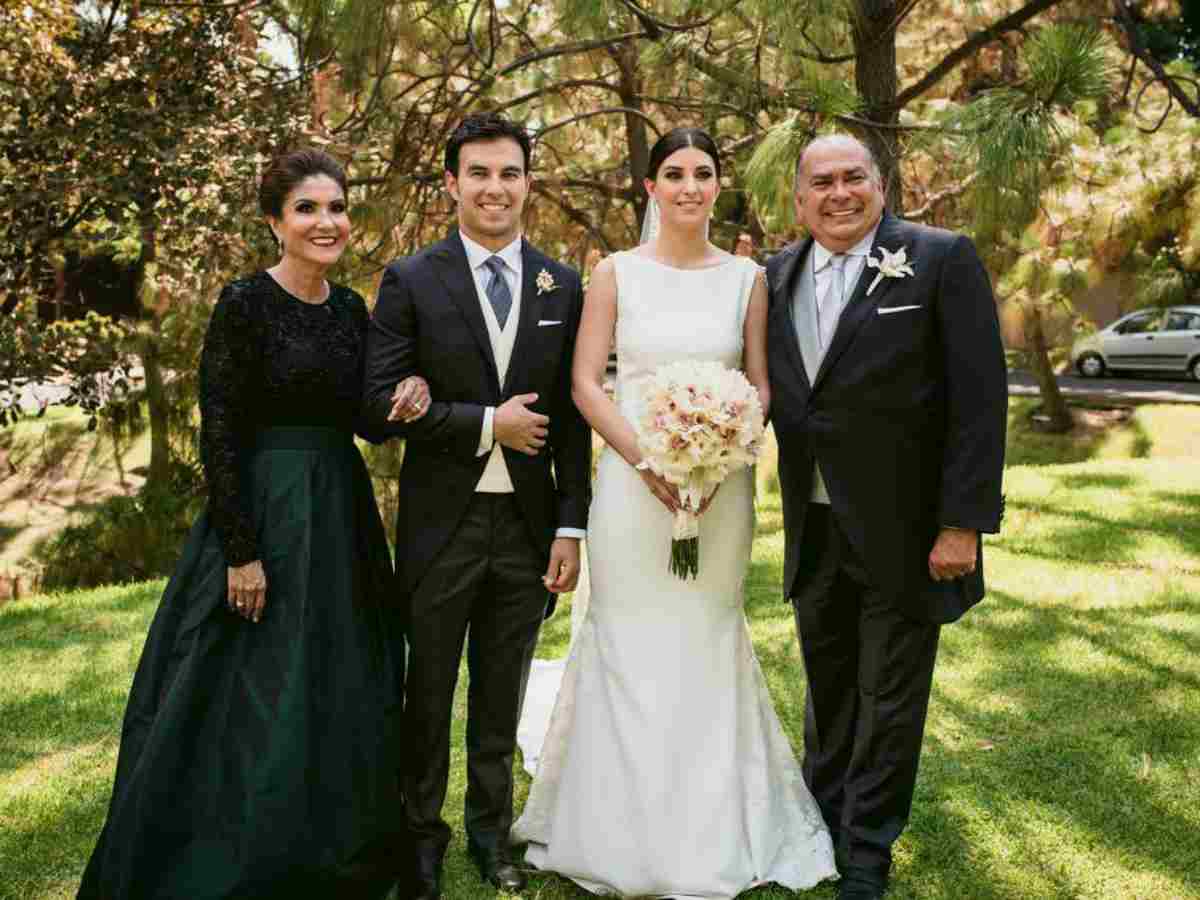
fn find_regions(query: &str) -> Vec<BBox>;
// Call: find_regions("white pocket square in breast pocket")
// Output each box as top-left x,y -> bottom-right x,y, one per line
877,304 -> 923,316
537,319 -> 563,327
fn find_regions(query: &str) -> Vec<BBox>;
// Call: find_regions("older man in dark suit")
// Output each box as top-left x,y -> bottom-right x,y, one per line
766,134 -> 1007,900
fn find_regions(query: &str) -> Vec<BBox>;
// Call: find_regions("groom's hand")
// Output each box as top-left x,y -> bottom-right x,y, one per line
929,527 -> 978,581
495,393 -> 550,456
544,537 -> 581,593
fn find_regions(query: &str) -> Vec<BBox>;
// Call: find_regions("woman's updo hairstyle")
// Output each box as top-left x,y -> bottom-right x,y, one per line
646,127 -> 722,182
258,148 -> 348,219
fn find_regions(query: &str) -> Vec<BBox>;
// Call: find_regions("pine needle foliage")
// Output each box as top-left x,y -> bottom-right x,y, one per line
953,25 -> 1117,241
743,79 -> 861,230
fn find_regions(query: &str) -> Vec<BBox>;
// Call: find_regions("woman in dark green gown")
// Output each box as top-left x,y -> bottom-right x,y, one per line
78,150 -> 426,900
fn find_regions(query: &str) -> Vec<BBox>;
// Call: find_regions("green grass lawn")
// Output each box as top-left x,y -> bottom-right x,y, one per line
3,440 -> 1199,898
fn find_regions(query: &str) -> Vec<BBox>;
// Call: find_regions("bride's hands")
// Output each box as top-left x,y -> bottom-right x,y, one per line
698,483 -> 721,515
637,466 -> 680,514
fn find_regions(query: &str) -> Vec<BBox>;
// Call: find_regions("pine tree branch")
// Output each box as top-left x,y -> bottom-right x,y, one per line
540,177 -> 634,200
794,22 -> 857,64
617,0 -> 739,35
532,184 -> 615,252
495,32 -> 653,79
491,78 -> 625,113
534,107 -> 663,140
893,0 -> 1067,110
903,173 -> 977,219
1112,0 -> 1200,119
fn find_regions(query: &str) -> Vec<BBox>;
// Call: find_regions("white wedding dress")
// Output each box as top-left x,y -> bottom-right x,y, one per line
512,251 -> 837,899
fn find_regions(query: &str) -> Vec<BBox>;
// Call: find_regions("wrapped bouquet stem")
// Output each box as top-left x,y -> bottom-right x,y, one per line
635,361 -> 765,580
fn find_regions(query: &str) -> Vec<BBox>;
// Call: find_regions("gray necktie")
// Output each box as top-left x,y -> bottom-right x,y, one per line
817,253 -> 847,351
483,255 -> 512,330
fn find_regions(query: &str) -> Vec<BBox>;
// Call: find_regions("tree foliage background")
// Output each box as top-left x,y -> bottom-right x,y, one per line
2,0 -> 1198,556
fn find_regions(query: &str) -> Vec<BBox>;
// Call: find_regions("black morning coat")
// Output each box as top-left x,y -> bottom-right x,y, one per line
364,231 -> 592,601
767,212 -> 1008,623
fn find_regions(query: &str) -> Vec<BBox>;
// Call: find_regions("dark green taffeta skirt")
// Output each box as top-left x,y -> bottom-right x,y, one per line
79,428 -> 405,900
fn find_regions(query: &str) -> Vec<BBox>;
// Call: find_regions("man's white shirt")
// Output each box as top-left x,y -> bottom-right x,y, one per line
459,231 -> 585,540
805,222 -> 880,504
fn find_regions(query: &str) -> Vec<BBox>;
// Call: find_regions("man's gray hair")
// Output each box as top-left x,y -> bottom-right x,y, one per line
794,134 -> 883,192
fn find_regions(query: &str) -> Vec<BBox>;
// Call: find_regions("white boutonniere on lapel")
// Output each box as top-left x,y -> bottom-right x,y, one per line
535,268 -> 559,296
865,246 -> 915,296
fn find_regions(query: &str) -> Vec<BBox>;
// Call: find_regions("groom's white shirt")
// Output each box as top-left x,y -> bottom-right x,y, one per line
796,222 -> 880,504
460,231 -> 585,539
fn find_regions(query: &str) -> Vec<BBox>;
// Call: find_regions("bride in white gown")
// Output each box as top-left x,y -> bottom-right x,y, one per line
512,127 -> 836,898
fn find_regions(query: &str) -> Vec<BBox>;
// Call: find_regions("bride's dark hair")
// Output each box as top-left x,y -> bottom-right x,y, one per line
646,127 -> 721,181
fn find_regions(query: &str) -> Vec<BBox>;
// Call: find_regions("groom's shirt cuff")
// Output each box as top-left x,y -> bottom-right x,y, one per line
477,407 -> 495,457
555,528 -> 586,540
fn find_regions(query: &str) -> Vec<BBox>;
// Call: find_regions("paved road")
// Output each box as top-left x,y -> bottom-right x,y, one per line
1009,370 -> 1200,405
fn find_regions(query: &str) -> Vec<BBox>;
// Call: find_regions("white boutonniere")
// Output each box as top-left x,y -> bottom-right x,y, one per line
536,268 -> 558,295
865,246 -> 915,295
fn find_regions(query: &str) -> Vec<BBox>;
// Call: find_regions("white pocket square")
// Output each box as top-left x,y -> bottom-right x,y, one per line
877,304 -> 922,316
537,319 -> 563,326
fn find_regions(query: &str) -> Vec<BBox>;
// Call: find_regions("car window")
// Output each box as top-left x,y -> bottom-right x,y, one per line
1116,312 -> 1164,334
1164,312 -> 1195,331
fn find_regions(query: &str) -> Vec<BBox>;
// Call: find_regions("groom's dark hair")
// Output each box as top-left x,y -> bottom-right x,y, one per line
445,113 -> 533,176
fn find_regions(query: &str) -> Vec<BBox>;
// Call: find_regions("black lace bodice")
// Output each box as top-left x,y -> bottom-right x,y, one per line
198,272 -> 380,566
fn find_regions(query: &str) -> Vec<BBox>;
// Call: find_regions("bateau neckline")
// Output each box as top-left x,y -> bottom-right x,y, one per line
623,252 -> 743,273
264,271 -> 331,306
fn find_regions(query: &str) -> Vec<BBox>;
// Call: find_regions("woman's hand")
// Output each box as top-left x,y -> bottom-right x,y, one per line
227,561 -> 267,623
637,466 -> 680,514
698,483 -> 721,515
388,376 -> 431,422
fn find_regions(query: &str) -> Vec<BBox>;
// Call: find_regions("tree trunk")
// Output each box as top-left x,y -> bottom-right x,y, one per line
611,40 -> 651,231
134,208 -> 171,489
140,322 -> 171,488
1024,304 -> 1073,432
851,0 -> 902,209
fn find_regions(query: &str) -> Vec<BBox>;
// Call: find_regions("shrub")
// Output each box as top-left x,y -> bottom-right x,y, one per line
36,462 -> 203,590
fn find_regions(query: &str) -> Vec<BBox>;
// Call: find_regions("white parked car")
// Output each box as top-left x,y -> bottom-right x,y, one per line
1071,305 -> 1200,381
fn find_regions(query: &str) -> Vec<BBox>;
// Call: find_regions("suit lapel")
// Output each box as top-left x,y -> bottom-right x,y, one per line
770,240 -> 813,392
811,212 -> 902,394
430,231 -> 500,393
505,240 -> 544,391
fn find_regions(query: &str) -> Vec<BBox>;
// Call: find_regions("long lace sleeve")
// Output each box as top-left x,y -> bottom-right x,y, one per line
350,292 -> 387,445
199,283 -> 260,566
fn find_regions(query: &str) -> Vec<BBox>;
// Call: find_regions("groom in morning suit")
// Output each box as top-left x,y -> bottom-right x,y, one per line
363,114 -> 591,899
767,135 -> 1007,900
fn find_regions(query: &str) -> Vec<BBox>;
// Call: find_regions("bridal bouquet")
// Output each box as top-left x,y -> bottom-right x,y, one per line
635,361 -> 765,579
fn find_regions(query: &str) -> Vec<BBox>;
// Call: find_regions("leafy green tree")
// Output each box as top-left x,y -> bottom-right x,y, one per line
0,0 -> 311,485
950,25 -> 1116,431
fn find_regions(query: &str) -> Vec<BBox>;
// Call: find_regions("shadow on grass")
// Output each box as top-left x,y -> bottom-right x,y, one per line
1130,412 -> 1154,458
0,522 -> 20,557
1053,471 -> 1137,490
924,587 -> 1200,895
1004,399 -> 1106,468
0,584 -> 159,776
0,766 -> 111,900
999,486 -> 1200,568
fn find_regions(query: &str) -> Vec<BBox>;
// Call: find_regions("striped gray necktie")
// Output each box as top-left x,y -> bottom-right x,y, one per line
483,255 -> 512,330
